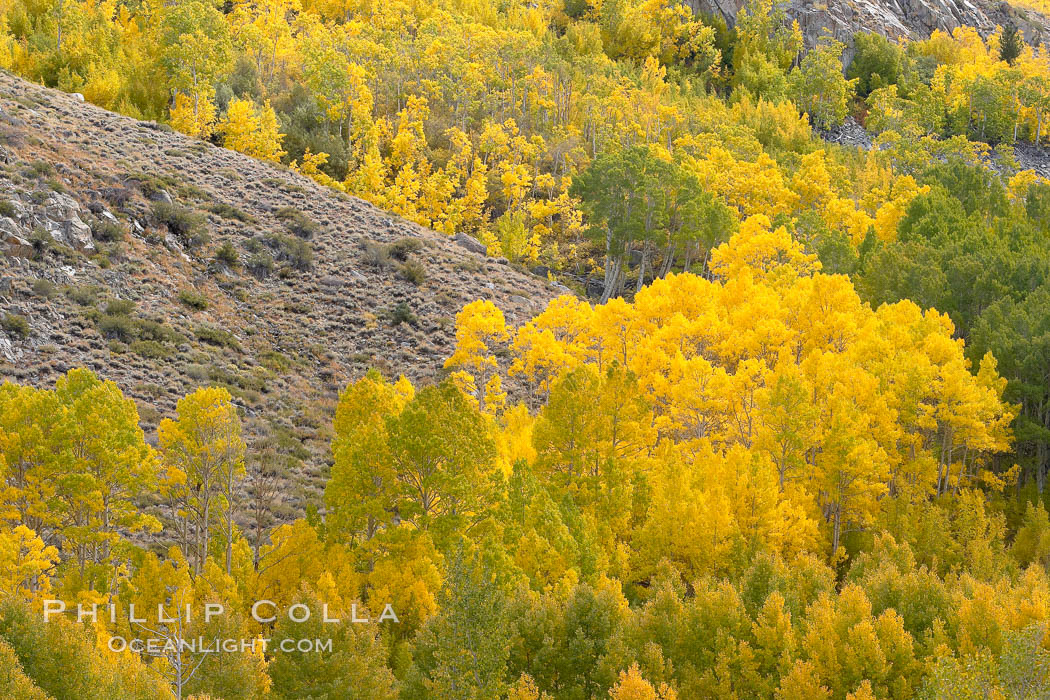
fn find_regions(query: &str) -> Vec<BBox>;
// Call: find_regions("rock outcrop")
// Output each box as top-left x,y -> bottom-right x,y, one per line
689,0 -> 1050,52
0,187 -> 95,256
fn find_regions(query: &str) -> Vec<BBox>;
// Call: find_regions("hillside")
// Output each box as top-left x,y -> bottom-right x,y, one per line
0,70 -> 560,511
5,0 -> 1050,695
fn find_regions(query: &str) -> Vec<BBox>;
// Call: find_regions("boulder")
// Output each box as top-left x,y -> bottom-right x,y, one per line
148,189 -> 173,204
38,192 -> 94,252
0,218 -> 32,257
454,232 -> 487,255
0,336 -> 18,363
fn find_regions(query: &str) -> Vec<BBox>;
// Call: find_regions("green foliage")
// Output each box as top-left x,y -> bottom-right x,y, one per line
30,279 -> 54,299
571,144 -> 732,301
65,285 -> 100,307
274,206 -> 320,238
151,201 -> 209,250
177,288 -> 209,310
268,593 -> 397,700
215,240 -> 240,267
788,36 -> 857,130
398,258 -> 427,285
859,160 -> 1050,495
387,237 -> 424,261
195,324 -> 241,350
247,250 -> 275,278
1000,24 -> 1023,65
848,32 -> 904,96
206,201 -> 256,224
731,0 -> 802,100
1,314 -> 30,339
105,299 -> 136,316
89,217 -> 124,243
920,624 -> 1050,699
263,233 -> 313,270
130,339 -> 174,359
0,598 -> 160,700
410,542 -> 510,699
0,638 -> 48,700
388,301 -> 417,326
384,381 -> 498,537
98,314 -> 137,341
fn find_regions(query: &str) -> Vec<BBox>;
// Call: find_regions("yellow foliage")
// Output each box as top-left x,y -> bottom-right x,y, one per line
170,92 -> 217,139
609,663 -> 677,700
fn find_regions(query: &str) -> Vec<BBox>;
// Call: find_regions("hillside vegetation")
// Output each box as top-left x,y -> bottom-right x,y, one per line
2,0 -> 1050,697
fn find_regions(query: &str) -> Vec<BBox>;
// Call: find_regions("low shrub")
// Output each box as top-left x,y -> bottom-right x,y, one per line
152,202 -> 208,249
206,202 -> 257,224
387,237 -> 423,261
98,314 -> 137,341
388,302 -> 416,326
195,324 -> 241,350
90,218 -> 124,243
215,242 -> 240,267
1,313 -> 29,339
265,234 -> 313,270
177,289 -> 208,310
65,285 -> 99,306
362,240 -> 392,269
398,258 -> 426,285
274,206 -> 320,238
105,299 -> 136,316
31,279 -> 55,298
130,340 -> 173,359
248,251 -> 275,278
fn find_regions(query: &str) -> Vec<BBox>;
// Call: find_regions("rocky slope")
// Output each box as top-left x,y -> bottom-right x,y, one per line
690,0 -> 1050,51
0,70 -> 562,518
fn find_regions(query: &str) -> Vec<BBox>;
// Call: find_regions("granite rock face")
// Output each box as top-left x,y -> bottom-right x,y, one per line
0,187 -> 96,256
688,0 -> 1048,55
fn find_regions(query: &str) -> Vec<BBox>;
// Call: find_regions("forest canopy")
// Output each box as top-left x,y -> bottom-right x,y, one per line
3,0 -> 1050,696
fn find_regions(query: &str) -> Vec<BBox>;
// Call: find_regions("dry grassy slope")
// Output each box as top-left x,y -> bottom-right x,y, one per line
0,70 -> 562,519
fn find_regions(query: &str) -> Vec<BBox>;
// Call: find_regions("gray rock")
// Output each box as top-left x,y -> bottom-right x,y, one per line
820,116 -> 873,150
454,232 -> 487,255
148,189 -> 173,204
687,0 -> 1047,53
38,191 -> 94,252
0,336 -> 18,362
0,218 -> 32,257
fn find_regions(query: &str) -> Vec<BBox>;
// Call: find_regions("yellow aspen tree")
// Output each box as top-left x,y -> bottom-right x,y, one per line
609,663 -> 678,700
158,387 -> 245,576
